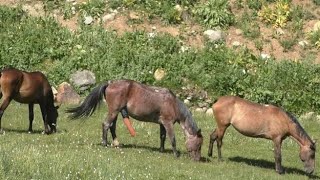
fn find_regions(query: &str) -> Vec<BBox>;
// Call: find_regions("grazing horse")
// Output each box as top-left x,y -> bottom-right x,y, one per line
67,79 -> 203,161
208,96 -> 316,174
0,68 -> 58,134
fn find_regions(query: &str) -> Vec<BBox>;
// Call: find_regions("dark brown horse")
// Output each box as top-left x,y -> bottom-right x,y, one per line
208,96 -> 316,174
0,68 -> 58,134
67,79 -> 203,161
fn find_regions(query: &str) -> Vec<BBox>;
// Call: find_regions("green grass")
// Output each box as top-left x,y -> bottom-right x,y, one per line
0,102 -> 319,179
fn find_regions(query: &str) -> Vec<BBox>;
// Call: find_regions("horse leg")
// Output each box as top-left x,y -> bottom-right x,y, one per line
216,125 -> 229,161
273,137 -> 284,174
109,118 -> 119,147
28,103 -> 34,133
160,124 -> 166,152
39,103 -> 50,134
102,112 -> 118,146
162,122 -> 179,157
208,129 -> 218,157
0,96 -> 12,134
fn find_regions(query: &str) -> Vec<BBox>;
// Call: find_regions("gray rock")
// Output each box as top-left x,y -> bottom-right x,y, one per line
235,29 -> 243,35
206,108 -> 213,116
298,40 -> 308,47
232,41 -> 241,47
70,70 -> 96,91
184,99 -> 190,105
204,29 -> 224,42
261,53 -> 271,59
313,21 -> 320,32
84,16 -> 93,25
56,82 -> 80,105
103,13 -> 116,22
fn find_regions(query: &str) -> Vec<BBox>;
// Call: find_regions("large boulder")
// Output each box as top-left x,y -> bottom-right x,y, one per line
56,82 -> 80,105
70,70 -> 96,91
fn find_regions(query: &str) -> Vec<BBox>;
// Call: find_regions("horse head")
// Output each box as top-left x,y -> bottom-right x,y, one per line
47,105 -> 59,133
186,129 -> 203,161
300,142 -> 316,174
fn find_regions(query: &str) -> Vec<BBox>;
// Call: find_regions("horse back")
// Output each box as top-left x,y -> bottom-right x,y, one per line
213,96 -> 290,138
1,68 -> 52,103
106,80 -> 178,122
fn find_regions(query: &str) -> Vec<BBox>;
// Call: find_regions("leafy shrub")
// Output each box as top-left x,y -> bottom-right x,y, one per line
79,0 -> 106,18
279,35 -> 297,51
237,11 -> 260,39
258,0 -> 291,28
308,30 -> 320,49
193,0 -> 235,28
247,0 -> 263,10
111,0 -> 197,24
313,0 -> 320,6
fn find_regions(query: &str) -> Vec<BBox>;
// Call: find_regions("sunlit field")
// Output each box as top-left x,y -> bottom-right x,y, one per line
0,102 -> 319,179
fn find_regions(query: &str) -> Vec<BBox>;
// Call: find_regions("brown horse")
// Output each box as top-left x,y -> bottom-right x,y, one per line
208,96 -> 316,174
0,68 -> 58,134
67,79 -> 203,161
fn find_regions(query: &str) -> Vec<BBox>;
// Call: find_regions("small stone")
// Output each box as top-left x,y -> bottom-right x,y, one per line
103,13 -> 116,22
298,40 -> 308,47
184,99 -> 190,105
206,108 -> 214,116
235,29 -> 243,35
232,41 -> 241,47
84,16 -> 93,25
154,69 -> 166,81
261,53 -> 271,59
313,21 -> 320,32
276,28 -> 284,35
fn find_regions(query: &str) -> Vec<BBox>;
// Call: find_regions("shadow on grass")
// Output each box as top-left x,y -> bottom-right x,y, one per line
229,156 -> 319,178
2,128 -> 43,134
94,142 -> 211,162
121,143 -> 181,154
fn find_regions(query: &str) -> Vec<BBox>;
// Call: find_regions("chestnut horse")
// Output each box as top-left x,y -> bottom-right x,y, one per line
208,96 -> 316,174
67,79 -> 203,161
0,68 -> 58,134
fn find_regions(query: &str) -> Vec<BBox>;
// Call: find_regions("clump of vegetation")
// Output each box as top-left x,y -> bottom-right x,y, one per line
193,0 -> 235,28
258,0 -> 292,28
308,30 -> 320,49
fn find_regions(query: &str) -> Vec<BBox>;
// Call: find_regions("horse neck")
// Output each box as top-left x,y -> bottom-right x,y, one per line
288,114 -> 313,147
177,99 -> 198,137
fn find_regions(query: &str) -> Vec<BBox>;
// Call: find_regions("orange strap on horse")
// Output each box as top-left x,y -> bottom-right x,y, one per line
121,109 -> 136,137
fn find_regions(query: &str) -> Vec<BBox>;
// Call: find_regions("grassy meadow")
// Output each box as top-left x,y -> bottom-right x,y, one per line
0,102 -> 319,179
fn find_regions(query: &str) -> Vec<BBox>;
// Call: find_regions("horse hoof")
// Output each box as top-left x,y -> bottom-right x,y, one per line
0,130 -> 5,135
218,158 -> 224,162
276,169 -> 285,174
112,139 -> 120,147
101,141 -> 108,146
174,151 -> 181,158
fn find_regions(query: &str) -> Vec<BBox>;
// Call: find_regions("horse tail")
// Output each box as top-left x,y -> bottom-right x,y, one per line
66,82 -> 109,119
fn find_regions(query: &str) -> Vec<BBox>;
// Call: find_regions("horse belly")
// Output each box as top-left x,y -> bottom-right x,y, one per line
126,102 -> 160,123
231,120 -> 268,138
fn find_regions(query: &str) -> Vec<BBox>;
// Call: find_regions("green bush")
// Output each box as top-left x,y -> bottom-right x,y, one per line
193,0 -> 235,28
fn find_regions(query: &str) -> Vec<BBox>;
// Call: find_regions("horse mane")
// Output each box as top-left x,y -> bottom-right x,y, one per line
176,98 -> 198,134
286,111 -> 314,146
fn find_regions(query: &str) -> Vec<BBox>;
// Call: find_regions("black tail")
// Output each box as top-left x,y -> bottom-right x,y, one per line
66,83 -> 109,119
